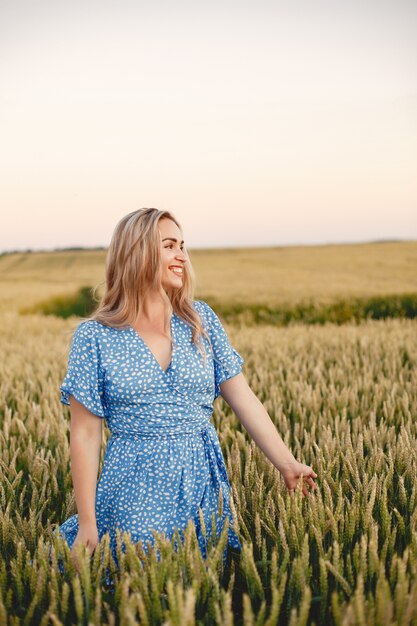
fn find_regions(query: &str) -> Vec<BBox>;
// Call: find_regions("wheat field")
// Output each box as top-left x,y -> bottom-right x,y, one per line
0,241 -> 416,625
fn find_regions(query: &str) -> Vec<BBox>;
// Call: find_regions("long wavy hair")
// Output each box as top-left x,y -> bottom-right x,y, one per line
78,207 -> 210,359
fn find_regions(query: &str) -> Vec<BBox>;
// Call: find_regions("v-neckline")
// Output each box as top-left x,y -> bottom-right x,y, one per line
128,313 -> 176,376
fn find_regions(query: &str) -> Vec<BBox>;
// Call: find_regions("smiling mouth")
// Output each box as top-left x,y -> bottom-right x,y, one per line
169,266 -> 183,276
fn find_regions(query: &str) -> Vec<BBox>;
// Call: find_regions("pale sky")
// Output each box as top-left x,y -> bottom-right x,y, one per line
1,0 -> 416,252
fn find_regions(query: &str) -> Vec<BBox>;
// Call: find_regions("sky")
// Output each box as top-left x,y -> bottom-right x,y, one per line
1,0 -> 416,252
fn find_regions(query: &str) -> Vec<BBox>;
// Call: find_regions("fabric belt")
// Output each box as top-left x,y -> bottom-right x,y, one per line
109,422 -> 210,441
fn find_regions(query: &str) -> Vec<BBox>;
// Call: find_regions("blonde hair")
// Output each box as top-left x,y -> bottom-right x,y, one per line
78,207 -> 210,359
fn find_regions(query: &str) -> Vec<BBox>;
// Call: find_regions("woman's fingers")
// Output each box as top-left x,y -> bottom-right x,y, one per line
70,539 -> 96,573
284,461 -> 318,496
287,476 -> 318,495
304,475 -> 317,489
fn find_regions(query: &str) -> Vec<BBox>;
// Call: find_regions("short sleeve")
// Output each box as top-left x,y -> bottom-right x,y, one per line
196,300 -> 244,400
60,321 -> 106,418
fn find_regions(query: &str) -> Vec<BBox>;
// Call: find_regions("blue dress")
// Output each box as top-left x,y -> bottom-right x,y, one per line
57,299 -> 244,565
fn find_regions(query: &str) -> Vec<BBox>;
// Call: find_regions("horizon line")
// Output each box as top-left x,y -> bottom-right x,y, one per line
1,237 -> 416,256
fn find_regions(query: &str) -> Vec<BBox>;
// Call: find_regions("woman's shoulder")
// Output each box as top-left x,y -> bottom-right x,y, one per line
192,299 -> 218,325
192,299 -> 205,311
193,299 -> 210,315
73,319 -> 115,341
75,319 -> 102,332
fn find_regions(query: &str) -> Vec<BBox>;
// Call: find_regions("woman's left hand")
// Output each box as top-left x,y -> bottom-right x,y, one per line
280,460 -> 318,496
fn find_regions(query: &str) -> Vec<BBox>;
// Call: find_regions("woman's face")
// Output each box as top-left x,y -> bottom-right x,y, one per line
158,218 -> 188,291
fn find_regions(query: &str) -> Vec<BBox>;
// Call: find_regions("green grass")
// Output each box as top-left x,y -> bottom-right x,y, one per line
20,286 -> 100,319
18,286 -> 417,327
206,292 -> 417,326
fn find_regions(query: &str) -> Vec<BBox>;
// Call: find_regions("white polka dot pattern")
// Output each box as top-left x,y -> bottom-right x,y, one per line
56,300 -> 244,566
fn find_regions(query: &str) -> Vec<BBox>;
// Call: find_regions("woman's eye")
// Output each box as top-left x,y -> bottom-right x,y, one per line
165,244 -> 185,251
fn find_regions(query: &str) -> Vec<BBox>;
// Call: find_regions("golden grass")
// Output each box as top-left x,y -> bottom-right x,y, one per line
1,241 -> 417,624
1,305 -> 416,624
1,240 -> 416,312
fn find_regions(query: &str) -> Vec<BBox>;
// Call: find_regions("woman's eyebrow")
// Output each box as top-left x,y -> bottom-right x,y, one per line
162,237 -> 185,244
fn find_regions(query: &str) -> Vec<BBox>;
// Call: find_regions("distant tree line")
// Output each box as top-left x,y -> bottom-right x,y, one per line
0,246 -> 107,257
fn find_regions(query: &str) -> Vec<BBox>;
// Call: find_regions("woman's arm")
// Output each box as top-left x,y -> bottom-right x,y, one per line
219,373 -> 318,496
69,396 -> 102,527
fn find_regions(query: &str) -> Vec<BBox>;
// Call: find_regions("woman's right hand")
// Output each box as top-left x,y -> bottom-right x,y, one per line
71,522 -> 99,570
280,459 -> 318,496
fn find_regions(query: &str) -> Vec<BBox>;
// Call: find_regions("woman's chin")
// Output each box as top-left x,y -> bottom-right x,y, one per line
163,278 -> 183,291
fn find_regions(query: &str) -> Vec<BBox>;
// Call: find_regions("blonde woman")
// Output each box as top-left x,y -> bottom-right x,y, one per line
57,208 -> 317,570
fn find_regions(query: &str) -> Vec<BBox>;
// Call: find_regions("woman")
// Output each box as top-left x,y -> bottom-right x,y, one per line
57,207 -> 317,570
